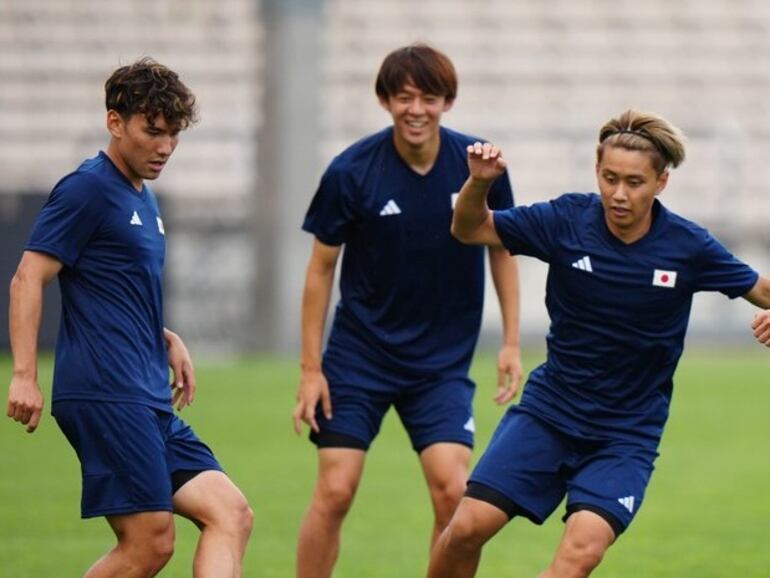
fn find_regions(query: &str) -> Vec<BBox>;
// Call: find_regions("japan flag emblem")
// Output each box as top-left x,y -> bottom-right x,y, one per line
652,269 -> 677,288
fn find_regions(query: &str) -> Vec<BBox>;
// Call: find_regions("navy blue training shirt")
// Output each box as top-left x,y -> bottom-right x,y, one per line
27,151 -> 171,409
494,193 -> 758,444
303,126 -> 514,376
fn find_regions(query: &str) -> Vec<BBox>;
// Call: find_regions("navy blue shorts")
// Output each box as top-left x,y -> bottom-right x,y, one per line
311,349 -> 476,453
53,401 -> 222,518
468,407 -> 658,536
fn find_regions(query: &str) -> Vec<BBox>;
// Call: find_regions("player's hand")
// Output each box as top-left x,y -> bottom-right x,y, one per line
166,330 -> 196,411
494,343 -> 523,405
467,142 -> 507,183
7,375 -> 44,433
751,310 -> 770,346
293,368 -> 332,435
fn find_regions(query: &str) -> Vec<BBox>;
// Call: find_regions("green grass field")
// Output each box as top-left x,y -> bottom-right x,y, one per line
1,349 -> 769,577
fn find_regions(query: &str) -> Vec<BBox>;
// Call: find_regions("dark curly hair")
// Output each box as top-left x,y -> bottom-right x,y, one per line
105,57 -> 198,130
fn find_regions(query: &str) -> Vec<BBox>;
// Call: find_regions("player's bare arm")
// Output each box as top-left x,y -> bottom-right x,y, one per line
451,142 -> 506,247
293,239 -> 341,434
745,276 -> 770,345
164,328 -> 196,410
7,251 -> 62,433
488,247 -> 522,404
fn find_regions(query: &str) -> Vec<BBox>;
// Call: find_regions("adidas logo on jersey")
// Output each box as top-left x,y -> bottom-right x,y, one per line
129,210 -> 143,226
463,417 -> 476,433
379,199 -> 401,216
571,256 -> 593,272
618,495 -> 635,513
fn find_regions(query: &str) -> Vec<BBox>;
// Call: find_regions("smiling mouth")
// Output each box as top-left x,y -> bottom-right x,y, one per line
406,121 -> 427,129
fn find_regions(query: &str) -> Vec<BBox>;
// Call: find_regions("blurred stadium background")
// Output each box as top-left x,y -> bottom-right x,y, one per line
3,0 -> 770,355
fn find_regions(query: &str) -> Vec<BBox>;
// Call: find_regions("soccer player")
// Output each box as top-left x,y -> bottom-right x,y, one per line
427,109 -> 770,578
292,44 -> 522,578
6,58 -> 253,578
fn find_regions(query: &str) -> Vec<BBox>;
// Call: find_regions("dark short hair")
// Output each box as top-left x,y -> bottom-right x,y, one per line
105,57 -> 198,130
375,43 -> 457,102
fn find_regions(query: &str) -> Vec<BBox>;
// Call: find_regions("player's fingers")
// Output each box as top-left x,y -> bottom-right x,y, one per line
292,403 -> 304,435
754,325 -> 770,342
305,405 -> 320,434
183,362 -> 196,405
27,408 -> 42,433
173,385 -> 184,410
320,389 -> 333,420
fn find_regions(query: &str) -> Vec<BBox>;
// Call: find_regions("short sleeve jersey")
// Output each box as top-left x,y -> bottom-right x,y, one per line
494,193 -> 758,444
27,151 -> 171,409
303,126 -> 515,376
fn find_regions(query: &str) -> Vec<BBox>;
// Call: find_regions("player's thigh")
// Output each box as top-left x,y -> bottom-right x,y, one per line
106,510 -> 175,548
566,441 -> 658,536
419,442 -> 472,492
468,408 -> 571,523
53,401 -> 174,517
313,447 -> 367,498
172,470 -> 250,528
310,380 -> 394,451
163,413 -> 223,486
395,375 -> 475,452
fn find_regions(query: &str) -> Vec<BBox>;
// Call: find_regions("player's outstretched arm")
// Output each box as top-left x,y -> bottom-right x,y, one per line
7,251 -> 62,433
293,239 -> 341,435
165,328 -> 196,410
451,142 -> 505,247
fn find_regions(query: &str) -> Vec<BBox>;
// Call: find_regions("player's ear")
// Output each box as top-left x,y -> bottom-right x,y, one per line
106,110 -> 125,139
443,97 -> 454,113
655,170 -> 669,195
378,95 -> 392,112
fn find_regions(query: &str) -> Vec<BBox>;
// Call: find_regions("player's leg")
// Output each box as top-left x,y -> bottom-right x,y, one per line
397,376 -> 475,548
172,470 -> 253,578
164,414 -> 253,578
426,496 -> 508,578
85,512 -> 175,578
297,374 -> 390,578
418,442 -> 472,546
52,402 -> 181,577
539,511 -> 614,578
297,447 -> 367,578
427,407 -> 571,577
540,440 -> 657,577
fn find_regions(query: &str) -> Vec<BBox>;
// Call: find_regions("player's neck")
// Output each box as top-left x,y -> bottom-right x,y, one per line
393,131 -> 441,176
106,142 -> 144,192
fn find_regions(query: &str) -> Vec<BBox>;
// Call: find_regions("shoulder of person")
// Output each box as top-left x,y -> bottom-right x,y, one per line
546,192 -> 598,213
324,128 -> 393,186
657,201 -> 713,248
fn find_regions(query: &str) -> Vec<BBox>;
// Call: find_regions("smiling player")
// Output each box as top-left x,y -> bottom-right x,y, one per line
293,43 -> 522,578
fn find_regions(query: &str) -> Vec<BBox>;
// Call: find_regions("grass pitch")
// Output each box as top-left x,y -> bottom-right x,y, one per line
1,349 -> 769,577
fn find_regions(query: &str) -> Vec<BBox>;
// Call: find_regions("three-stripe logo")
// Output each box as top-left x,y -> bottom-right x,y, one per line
379,199 -> 401,216
571,256 -> 593,272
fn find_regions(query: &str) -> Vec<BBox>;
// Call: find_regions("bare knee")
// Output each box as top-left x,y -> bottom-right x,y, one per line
313,478 -> 358,520
553,535 -> 607,577
233,496 -> 255,539
118,520 -> 175,575
146,529 -> 175,572
430,478 -> 467,525
442,510 -> 492,555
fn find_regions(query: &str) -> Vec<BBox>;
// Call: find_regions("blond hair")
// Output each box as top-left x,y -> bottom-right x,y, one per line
597,110 -> 686,174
